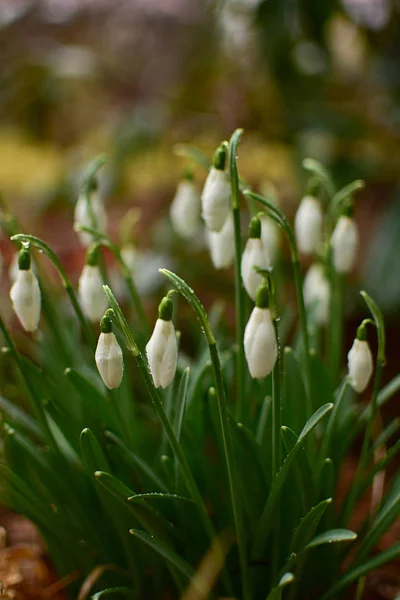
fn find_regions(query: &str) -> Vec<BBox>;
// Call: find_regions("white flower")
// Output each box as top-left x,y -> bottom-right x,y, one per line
207,214 -> 235,269
74,191 -> 107,247
241,238 -> 269,301
260,215 -> 279,266
120,244 -> 137,272
95,332 -> 124,389
331,215 -> 359,273
146,319 -> 177,389
244,307 -> 277,379
347,338 -> 373,393
201,167 -> 231,232
294,195 -> 323,255
170,180 -> 201,238
78,265 -> 108,322
9,252 -> 37,282
10,269 -> 41,332
303,263 -> 330,325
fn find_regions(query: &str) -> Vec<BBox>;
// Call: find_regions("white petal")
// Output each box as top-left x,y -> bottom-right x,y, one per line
294,196 -> 323,255
10,270 -> 41,332
146,319 -> 177,389
303,263 -> 330,325
201,168 -> 231,232
74,192 -> 107,247
207,214 -> 235,269
95,332 -> 124,389
347,339 -> 373,393
331,216 -> 359,273
241,238 -> 269,300
244,308 -> 277,378
78,265 -> 108,322
170,180 -> 201,238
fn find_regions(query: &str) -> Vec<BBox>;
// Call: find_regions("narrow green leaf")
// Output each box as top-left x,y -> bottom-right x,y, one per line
290,498 -> 332,553
92,588 -> 131,599
305,528 -> 357,549
128,493 -> 192,505
0,395 -> 43,441
80,428 -> 109,474
130,529 -> 194,580
265,572 -> 294,600
174,367 -> 189,441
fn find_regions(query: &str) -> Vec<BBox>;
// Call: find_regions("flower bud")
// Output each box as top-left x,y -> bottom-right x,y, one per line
241,216 -> 269,301
74,180 -> 107,247
170,172 -> 201,238
331,214 -> 359,273
78,247 -> 108,322
294,195 -> 323,255
244,284 -> 277,379
303,263 -> 330,325
206,213 -> 235,269
347,330 -> 373,393
201,146 -> 230,232
260,215 -> 279,266
146,296 -> 178,389
9,249 -> 41,332
95,315 -> 124,389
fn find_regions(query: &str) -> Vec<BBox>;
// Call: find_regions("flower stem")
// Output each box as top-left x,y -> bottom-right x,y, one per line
11,234 -> 95,347
229,129 -> 246,422
328,270 -> 345,386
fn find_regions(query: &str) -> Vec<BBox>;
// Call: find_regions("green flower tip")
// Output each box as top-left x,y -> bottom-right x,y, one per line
182,168 -> 194,182
213,145 -> 226,171
356,323 -> 367,341
18,248 -> 31,271
100,314 -> 112,333
255,283 -> 270,309
342,203 -> 354,218
249,215 -> 262,239
86,244 -> 100,266
158,296 -> 173,321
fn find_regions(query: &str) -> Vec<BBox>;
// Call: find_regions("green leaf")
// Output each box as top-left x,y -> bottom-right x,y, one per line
320,542 -> 400,600
361,290 -> 386,364
282,347 -> 307,436
128,493 -> 193,506
290,498 -> 332,553
80,428 -> 110,474
305,528 -> 357,549
265,572 -> 294,600
252,403 -> 333,556
0,395 -> 43,441
174,367 -> 189,441
130,529 -> 194,581
92,588 -> 131,599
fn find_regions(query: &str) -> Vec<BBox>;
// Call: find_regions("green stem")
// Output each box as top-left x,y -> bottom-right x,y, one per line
328,266 -> 345,387
229,129 -> 246,422
271,320 -> 282,479
11,234 -> 95,347
159,269 -> 251,600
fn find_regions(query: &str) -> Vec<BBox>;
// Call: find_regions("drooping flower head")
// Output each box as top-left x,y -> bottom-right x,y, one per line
95,312 -> 124,389
303,262 -> 330,325
78,244 -> 108,322
347,323 -> 373,393
9,247 -> 41,333
244,281 -> 277,379
170,169 -> 201,238
207,213 -> 235,270
331,205 -> 359,273
294,195 -> 323,255
74,177 -> 107,247
201,145 -> 231,232
241,215 -> 270,301
146,294 -> 178,389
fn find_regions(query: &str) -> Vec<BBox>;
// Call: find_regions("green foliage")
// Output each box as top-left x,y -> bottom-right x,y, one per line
0,137 -> 398,600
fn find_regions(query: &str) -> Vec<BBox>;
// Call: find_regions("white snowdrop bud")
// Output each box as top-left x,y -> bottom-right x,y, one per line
9,249 -> 41,332
260,215 -> 279,266
207,213 -> 235,269
78,247 -> 108,322
170,173 -> 201,238
244,283 -> 277,379
241,216 -> 270,301
294,195 -> 323,255
347,326 -> 373,393
146,295 -> 177,389
303,263 -> 330,325
201,146 -> 230,232
95,315 -> 124,389
9,252 -> 37,282
331,213 -> 359,273
74,180 -> 107,247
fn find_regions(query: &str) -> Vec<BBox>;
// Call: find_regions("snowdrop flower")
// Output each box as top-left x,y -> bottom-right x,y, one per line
9,252 -> 36,282
331,211 -> 359,273
303,263 -> 330,325
294,195 -> 323,255
244,282 -> 277,379
146,295 -> 177,389
347,325 -> 373,393
74,179 -> 107,247
260,214 -> 279,266
207,213 -> 235,269
201,145 -> 231,232
241,216 -> 270,301
95,314 -> 124,389
170,172 -> 201,238
9,248 -> 41,332
78,246 -> 108,322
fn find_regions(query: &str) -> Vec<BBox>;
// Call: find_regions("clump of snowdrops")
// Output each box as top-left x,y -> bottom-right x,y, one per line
0,131 -> 399,600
